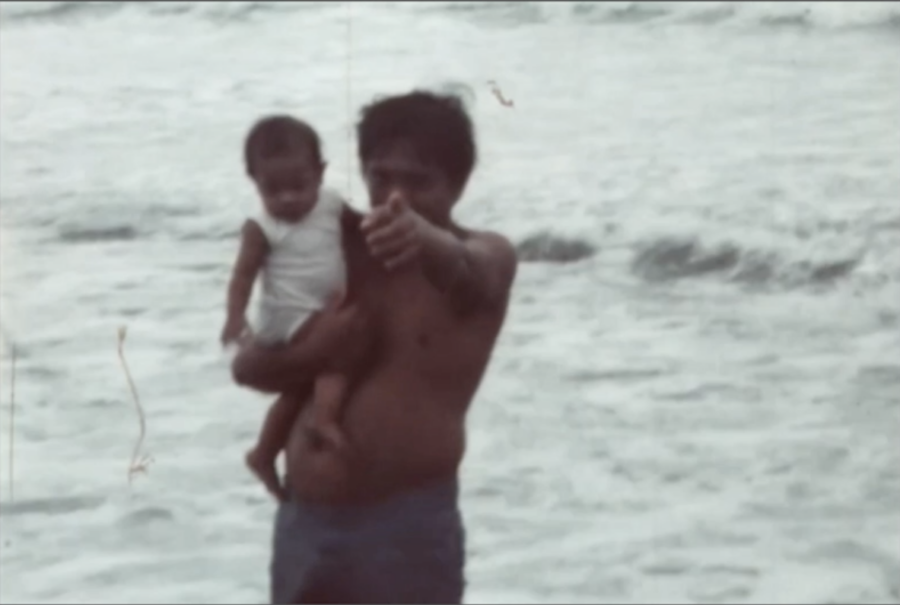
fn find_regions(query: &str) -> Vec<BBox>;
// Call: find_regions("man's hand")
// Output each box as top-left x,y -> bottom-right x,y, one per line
221,315 -> 249,347
360,191 -> 517,316
361,193 -> 430,271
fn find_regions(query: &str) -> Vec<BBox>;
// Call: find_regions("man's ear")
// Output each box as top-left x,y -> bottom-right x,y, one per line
317,161 -> 328,178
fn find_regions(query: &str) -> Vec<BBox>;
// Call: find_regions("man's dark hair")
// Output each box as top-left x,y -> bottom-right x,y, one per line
357,91 -> 477,191
244,115 -> 323,177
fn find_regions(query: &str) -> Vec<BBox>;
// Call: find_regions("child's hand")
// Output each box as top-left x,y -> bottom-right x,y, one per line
221,316 -> 249,347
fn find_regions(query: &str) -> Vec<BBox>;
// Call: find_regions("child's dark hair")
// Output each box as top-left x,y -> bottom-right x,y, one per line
356,91 -> 477,191
244,115 -> 323,177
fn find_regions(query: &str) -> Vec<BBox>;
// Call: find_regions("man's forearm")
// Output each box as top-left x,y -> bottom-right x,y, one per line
418,223 -> 517,314
419,223 -> 472,296
231,339 -> 323,394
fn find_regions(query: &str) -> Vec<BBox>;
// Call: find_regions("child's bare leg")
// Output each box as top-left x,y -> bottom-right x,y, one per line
307,373 -> 349,451
246,394 -> 297,501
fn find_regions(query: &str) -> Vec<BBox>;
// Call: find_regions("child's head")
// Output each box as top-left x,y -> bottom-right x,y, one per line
244,115 -> 325,222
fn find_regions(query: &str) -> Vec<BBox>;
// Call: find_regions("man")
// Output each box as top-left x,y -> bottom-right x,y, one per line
232,90 -> 518,604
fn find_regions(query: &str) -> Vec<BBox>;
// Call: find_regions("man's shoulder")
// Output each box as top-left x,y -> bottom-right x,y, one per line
339,205 -> 366,249
455,224 -> 515,257
461,226 -> 518,286
444,223 -> 517,319
473,228 -> 516,257
340,203 -> 364,219
338,204 -> 377,302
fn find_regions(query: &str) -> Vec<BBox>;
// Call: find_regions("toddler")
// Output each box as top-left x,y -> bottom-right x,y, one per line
222,115 -> 351,500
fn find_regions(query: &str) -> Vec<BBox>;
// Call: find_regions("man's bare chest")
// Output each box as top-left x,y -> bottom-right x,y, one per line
340,209 -> 473,362
370,270 -> 456,351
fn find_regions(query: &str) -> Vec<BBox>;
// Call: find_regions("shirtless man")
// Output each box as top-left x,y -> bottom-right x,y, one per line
231,90 -> 518,604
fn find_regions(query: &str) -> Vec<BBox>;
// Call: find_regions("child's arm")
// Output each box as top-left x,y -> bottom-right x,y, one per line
222,219 -> 269,346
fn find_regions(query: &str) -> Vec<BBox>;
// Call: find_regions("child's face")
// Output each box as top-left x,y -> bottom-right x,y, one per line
253,150 -> 323,222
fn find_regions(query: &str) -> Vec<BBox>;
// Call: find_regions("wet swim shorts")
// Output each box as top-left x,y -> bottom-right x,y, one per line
270,478 -> 465,604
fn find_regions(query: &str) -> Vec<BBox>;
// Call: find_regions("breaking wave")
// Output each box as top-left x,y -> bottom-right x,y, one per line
3,1 -> 898,34
631,236 -> 865,288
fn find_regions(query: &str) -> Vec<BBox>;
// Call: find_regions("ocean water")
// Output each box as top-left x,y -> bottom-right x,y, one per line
1,1 -> 899,603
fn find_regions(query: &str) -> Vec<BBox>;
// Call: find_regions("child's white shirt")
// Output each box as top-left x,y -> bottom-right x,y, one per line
251,188 -> 346,344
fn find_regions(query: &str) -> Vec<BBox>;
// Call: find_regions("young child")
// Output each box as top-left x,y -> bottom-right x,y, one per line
222,114 -> 353,500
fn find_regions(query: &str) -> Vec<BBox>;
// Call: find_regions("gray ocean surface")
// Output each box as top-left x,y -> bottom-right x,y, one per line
1,1 -> 899,603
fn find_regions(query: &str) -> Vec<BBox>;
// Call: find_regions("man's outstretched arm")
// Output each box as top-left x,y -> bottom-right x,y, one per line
420,225 -> 518,315
359,196 -> 518,315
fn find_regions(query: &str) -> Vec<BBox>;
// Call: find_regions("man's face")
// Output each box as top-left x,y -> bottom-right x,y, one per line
362,140 -> 458,224
252,151 -> 323,223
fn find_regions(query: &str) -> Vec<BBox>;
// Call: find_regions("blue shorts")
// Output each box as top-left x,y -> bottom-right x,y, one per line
270,478 -> 465,604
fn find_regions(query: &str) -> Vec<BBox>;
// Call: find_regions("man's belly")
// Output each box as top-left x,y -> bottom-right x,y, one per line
285,373 -> 468,504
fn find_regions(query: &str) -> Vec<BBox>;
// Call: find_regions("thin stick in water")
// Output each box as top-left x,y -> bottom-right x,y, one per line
8,343 -> 15,503
116,326 -> 152,485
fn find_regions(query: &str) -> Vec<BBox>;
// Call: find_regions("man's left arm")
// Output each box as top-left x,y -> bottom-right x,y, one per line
419,223 -> 518,315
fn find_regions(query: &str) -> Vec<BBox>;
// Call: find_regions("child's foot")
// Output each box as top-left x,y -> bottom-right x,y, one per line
245,449 -> 287,502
